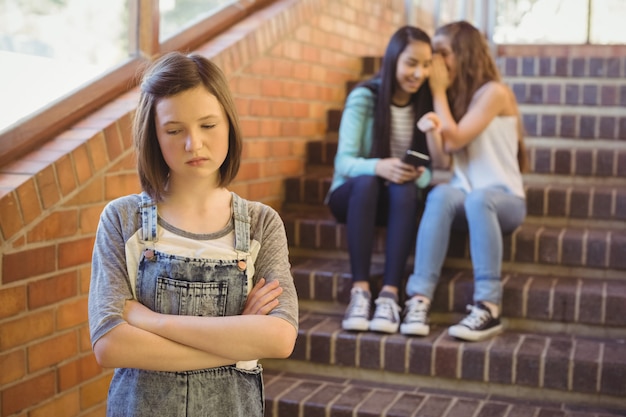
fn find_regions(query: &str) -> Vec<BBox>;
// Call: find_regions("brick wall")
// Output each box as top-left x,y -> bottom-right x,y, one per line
0,0 -> 405,415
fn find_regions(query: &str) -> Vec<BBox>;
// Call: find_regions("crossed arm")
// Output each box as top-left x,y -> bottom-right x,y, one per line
93,277 -> 296,371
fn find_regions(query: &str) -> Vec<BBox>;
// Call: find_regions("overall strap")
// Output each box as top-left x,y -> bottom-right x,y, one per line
139,193 -> 158,243
231,193 -> 251,257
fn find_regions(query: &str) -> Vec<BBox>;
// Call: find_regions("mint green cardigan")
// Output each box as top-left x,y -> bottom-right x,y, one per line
327,86 -> 432,199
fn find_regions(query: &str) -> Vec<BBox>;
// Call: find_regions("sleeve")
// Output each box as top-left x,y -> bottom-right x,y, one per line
415,167 -> 432,188
88,198 -> 138,347
249,204 -> 299,331
333,87 -> 380,178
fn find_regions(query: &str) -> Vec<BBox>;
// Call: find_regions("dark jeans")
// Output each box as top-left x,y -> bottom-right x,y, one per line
327,175 -> 420,290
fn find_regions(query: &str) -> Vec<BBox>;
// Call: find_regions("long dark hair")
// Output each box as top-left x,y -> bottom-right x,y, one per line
362,26 -> 433,158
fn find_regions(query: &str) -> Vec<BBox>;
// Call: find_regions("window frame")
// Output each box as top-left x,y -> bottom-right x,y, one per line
0,0 -> 274,168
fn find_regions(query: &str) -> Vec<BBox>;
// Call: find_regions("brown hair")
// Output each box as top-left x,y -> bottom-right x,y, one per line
436,21 -> 528,172
133,52 -> 242,201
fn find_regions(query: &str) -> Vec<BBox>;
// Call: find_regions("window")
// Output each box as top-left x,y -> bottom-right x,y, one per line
0,0 -> 271,167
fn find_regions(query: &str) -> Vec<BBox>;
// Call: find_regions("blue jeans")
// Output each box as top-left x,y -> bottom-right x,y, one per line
328,175 -> 420,289
406,184 -> 526,306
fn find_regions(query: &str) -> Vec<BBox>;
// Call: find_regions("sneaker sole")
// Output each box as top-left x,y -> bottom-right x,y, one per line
342,318 -> 370,332
369,319 -> 399,334
400,323 -> 430,336
448,323 -> 503,341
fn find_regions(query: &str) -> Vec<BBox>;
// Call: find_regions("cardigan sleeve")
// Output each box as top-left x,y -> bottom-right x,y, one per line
333,87 -> 380,178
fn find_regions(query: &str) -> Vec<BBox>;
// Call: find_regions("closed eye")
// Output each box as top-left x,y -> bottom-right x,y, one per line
201,124 -> 216,129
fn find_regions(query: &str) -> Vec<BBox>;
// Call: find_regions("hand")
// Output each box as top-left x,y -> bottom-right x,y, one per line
242,277 -> 283,315
429,54 -> 450,94
417,112 -> 441,133
376,158 -> 424,184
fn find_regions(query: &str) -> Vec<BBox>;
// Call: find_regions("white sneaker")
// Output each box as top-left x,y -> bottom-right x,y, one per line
400,298 -> 430,336
369,296 -> 401,333
342,287 -> 371,331
448,302 -> 503,342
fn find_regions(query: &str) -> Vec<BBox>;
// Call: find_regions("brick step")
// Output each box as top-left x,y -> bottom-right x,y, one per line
307,136 -> 626,178
268,310 -> 626,407
281,210 -> 626,275
284,174 -> 626,225
497,56 -> 626,79
262,369 -> 626,417
510,80 -> 626,108
328,106 -> 626,141
289,257 -> 626,333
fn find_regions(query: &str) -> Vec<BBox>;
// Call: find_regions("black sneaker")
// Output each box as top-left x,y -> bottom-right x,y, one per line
448,302 -> 503,341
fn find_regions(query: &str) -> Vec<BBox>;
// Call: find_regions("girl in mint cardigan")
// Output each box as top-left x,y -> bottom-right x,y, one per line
326,25 -> 434,334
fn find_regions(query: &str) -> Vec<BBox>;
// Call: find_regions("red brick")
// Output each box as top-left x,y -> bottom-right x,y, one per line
29,390 -> 80,417
103,122 -> 124,161
72,144 -> 94,185
35,165 -> 61,209
28,331 -> 78,372
55,155 -> 76,196
2,245 -> 57,284
0,349 -> 26,385
16,178 -> 42,224
80,373 -> 112,410
28,271 -> 78,309
0,192 -> 24,240
104,172 -> 141,200
27,209 -> 79,243
1,370 -> 56,416
56,297 -> 89,330
58,237 -> 95,269
88,131 -> 110,172
0,285 -> 26,318
0,309 -> 55,350
58,354 -> 102,391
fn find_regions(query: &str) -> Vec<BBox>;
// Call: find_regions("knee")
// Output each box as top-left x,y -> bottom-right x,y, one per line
464,189 -> 494,213
351,175 -> 380,193
425,185 -> 458,210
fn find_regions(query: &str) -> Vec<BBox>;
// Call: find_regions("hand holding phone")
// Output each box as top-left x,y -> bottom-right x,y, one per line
402,149 -> 430,168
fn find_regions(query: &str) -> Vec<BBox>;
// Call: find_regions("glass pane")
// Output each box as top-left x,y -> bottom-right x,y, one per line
159,0 -> 237,41
590,0 -> 626,44
0,0 -> 132,133
493,0 -> 589,44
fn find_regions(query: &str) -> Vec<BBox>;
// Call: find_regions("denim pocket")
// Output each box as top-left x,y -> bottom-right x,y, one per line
156,277 -> 228,316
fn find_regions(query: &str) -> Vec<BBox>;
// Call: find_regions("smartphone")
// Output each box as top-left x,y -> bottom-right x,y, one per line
402,149 -> 430,168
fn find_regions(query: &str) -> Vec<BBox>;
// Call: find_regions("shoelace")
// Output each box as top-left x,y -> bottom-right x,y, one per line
404,299 -> 428,323
347,292 -> 370,317
373,298 -> 399,319
459,305 -> 490,328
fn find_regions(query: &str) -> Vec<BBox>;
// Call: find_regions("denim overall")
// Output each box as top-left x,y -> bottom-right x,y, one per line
106,193 -> 264,417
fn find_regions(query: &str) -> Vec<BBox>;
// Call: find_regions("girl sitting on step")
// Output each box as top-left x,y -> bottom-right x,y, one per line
401,21 -> 528,342
326,26 -> 435,334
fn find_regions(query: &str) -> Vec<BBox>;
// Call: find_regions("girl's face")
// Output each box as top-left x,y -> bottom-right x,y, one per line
432,34 -> 456,82
154,86 -> 229,184
393,39 -> 432,104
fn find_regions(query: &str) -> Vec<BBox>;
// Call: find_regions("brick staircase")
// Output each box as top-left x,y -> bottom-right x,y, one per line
263,54 -> 626,416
